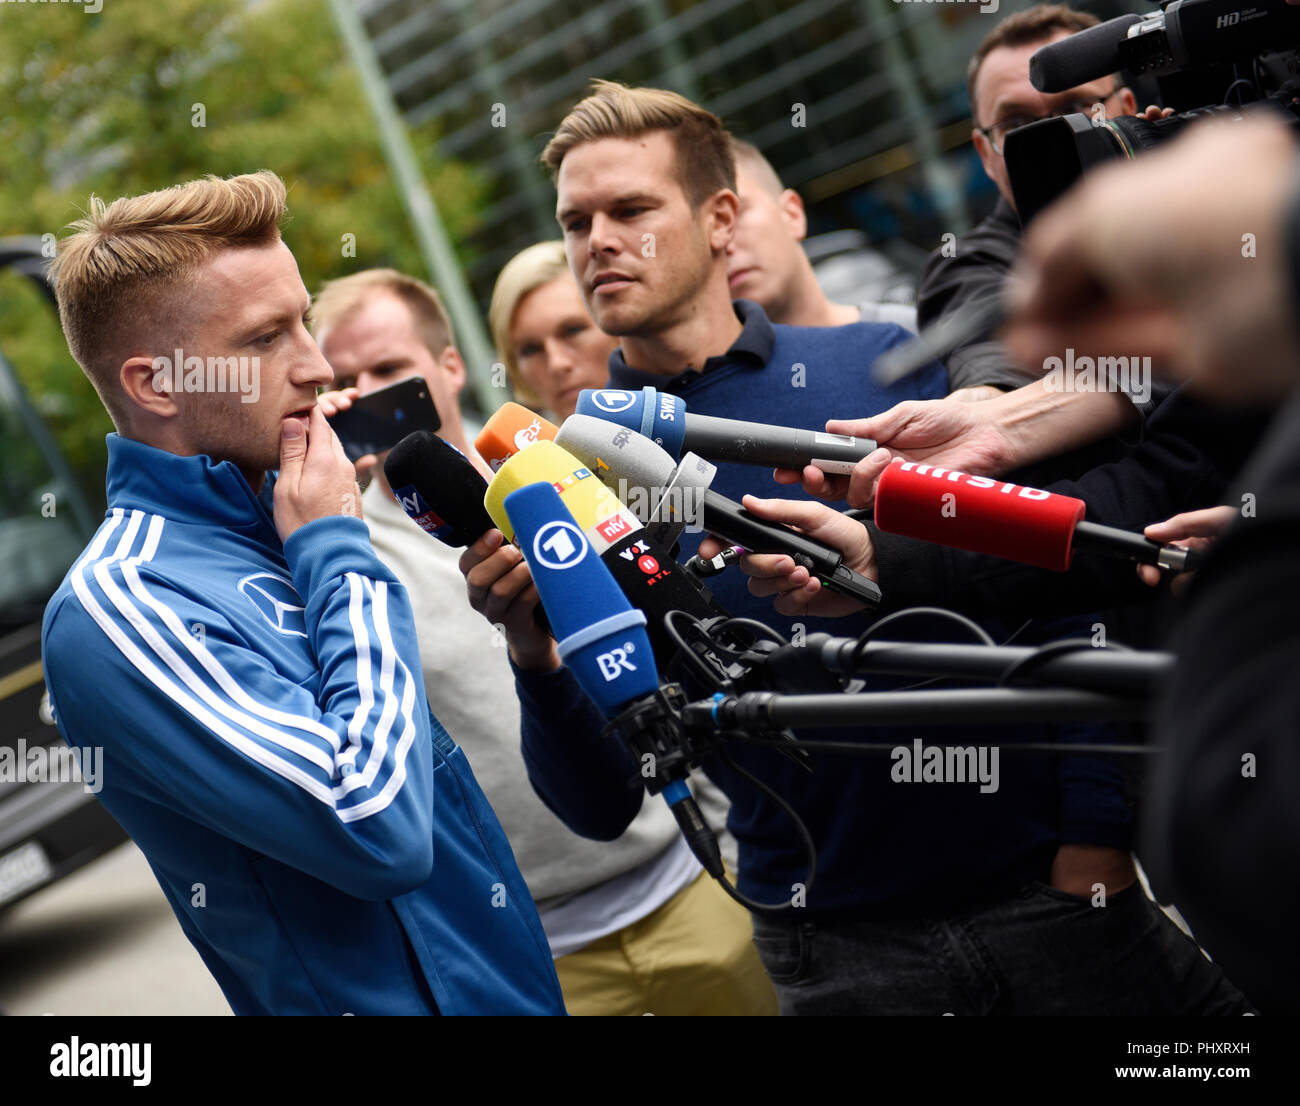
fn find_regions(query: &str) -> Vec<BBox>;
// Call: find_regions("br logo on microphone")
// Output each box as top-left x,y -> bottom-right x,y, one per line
592,390 -> 636,414
532,521 -> 589,570
596,643 -> 637,681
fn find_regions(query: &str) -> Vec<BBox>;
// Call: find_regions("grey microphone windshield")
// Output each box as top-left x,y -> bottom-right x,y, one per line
558,414 -> 718,542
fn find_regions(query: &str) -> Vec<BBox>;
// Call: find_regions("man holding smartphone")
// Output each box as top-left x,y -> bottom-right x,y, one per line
42,173 -> 565,1015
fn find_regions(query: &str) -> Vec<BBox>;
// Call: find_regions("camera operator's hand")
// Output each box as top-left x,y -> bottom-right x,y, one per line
1136,505 -> 1238,594
697,496 -> 877,618
459,531 -> 560,673
274,405 -> 364,543
1003,112 -> 1300,404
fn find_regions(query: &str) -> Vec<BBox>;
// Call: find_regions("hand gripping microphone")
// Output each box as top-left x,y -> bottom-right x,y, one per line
475,402 -> 559,473
484,440 -> 734,669
873,460 -> 1204,573
383,429 -> 554,638
504,480 -> 725,879
383,431 -> 494,546
576,386 -> 878,474
556,413 -> 884,608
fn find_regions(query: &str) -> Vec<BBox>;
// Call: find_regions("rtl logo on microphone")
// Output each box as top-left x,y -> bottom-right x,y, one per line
551,467 -> 594,494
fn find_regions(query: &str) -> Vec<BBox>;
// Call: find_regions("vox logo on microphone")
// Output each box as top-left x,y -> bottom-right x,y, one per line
617,539 -> 669,584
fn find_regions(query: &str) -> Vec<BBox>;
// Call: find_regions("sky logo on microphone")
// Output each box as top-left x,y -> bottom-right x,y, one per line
532,521 -> 589,570
393,484 -> 452,539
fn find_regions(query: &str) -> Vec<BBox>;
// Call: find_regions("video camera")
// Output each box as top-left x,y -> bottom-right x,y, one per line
1005,0 -> 1300,222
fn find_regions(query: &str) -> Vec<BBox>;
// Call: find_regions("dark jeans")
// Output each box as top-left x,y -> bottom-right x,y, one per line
750,880 -> 1256,1015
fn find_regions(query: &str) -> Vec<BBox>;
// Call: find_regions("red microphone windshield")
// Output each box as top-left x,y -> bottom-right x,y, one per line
873,460 -> 1086,572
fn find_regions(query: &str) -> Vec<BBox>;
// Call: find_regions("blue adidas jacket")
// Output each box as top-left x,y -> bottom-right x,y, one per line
42,435 -> 565,1015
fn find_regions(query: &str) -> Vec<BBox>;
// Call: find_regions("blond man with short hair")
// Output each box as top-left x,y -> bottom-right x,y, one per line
41,172 -> 565,1015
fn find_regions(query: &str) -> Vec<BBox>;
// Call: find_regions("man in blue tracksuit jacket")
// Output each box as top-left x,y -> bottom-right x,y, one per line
41,171 -> 564,1015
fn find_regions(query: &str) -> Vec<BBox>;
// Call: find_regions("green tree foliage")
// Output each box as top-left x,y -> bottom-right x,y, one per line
0,0 -> 485,501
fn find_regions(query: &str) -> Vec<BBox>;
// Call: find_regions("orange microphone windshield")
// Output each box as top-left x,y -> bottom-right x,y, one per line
476,402 -> 559,473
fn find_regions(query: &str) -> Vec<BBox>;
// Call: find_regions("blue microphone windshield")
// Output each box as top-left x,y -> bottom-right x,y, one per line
575,386 -> 688,459
504,481 -> 659,714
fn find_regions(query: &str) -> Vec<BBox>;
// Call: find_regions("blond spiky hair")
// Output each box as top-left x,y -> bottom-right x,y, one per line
52,170 -> 287,429
541,79 -> 735,209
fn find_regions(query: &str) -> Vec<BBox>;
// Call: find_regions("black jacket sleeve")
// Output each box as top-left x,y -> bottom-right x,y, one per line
919,198 -> 1174,414
918,199 -> 1033,395
513,660 -> 644,841
1141,385 -> 1300,1014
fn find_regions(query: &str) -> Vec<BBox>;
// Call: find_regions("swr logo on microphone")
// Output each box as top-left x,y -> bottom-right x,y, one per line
596,643 -> 637,681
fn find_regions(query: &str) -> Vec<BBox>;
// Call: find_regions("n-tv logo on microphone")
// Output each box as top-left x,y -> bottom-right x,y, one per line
532,521 -> 589,570
592,390 -> 636,414
595,512 -> 633,543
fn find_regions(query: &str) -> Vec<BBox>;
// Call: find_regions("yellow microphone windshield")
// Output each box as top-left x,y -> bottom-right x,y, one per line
484,439 -> 636,547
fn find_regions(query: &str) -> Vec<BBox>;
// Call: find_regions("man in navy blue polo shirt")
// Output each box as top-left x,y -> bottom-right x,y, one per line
460,80 -> 1251,1015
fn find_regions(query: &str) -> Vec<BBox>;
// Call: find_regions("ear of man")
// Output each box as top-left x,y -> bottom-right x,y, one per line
121,354 -> 179,422
779,188 -> 808,241
437,344 -> 468,393
702,188 -> 739,252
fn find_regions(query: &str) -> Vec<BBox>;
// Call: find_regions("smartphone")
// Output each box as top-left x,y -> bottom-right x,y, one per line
327,376 -> 441,462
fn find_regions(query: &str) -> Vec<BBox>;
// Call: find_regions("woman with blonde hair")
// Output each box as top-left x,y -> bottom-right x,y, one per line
489,241 -> 617,419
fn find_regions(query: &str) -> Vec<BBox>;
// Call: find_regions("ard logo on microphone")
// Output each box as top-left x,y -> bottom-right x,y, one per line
532,521 -> 589,570
592,390 -> 636,414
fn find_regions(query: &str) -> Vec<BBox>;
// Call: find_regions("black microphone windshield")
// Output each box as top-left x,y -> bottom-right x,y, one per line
1029,14 -> 1140,93
383,430 -> 493,547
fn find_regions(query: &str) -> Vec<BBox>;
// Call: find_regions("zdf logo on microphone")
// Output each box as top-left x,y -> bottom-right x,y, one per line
591,390 -> 636,414
532,521 -> 589,570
